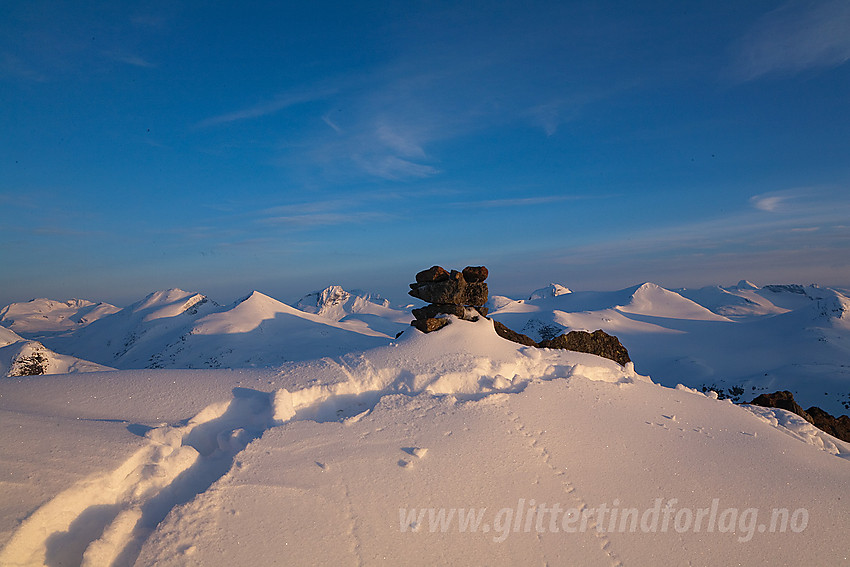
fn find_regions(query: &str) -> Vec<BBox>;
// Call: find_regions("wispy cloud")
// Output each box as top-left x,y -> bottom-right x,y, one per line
538,186 -> 850,267
492,191 -> 850,290
260,211 -> 393,228
790,226 -> 820,232
253,197 -> 398,229
525,97 -> 594,137
750,193 -> 790,212
0,51 -> 47,82
450,194 -> 610,208
374,122 -> 427,159
189,5 -> 620,185
262,18 -> 612,183
196,87 -> 338,128
321,113 -> 343,133
749,187 -> 831,213
356,155 -> 440,180
259,199 -> 359,217
734,0 -> 850,80
0,192 -> 39,208
528,102 -> 565,137
32,227 -> 105,238
105,52 -> 156,68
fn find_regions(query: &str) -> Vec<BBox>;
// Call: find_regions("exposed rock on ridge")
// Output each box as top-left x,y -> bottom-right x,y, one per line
539,330 -> 632,367
749,390 -> 850,443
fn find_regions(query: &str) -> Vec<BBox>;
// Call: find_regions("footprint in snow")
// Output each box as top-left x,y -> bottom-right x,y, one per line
401,446 -> 428,459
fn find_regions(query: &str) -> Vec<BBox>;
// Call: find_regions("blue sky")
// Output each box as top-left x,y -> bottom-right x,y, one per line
2,0 -> 849,307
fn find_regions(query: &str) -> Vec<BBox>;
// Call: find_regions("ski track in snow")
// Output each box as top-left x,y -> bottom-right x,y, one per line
0,388 -> 277,567
1,369 -> 421,567
3,376 -> 537,566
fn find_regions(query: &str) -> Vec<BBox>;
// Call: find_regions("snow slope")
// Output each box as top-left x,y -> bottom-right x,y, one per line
491,283 -> 727,324
42,289 -> 221,369
0,326 -> 113,377
0,326 -> 23,348
0,318 -> 847,566
676,283 -> 790,319
0,298 -> 120,336
151,291 -> 397,368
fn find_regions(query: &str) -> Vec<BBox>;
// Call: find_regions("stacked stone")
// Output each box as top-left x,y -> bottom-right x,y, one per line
409,265 -> 489,333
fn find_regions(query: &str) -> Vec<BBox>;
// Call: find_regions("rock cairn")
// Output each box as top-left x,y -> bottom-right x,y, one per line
409,265 -> 489,333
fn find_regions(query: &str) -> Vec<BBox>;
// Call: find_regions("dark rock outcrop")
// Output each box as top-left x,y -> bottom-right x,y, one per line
411,318 -> 451,333
491,323 -> 631,367
409,266 -> 489,332
749,390 -> 850,443
805,406 -> 850,443
750,391 -> 813,423
10,350 -> 48,376
492,320 -> 538,347
539,330 -> 632,367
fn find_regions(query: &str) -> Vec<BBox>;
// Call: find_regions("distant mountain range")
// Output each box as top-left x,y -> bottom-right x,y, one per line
2,281 -> 848,414
18,288 -> 409,371
0,298 -> 120,335
487,281 -> 850,415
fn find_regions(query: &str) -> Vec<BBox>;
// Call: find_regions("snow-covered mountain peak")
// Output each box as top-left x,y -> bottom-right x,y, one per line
136,288 -> 194,308
195,291 -> 297,335
621,283 -> 731,321
528,283 -> 572,300
295,285 -> 392,322
318,285 -> 351,306
0,297 -> 120,335
734,279 -> 760,290
133,289 -> 212,322
234,290 -> 279,306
